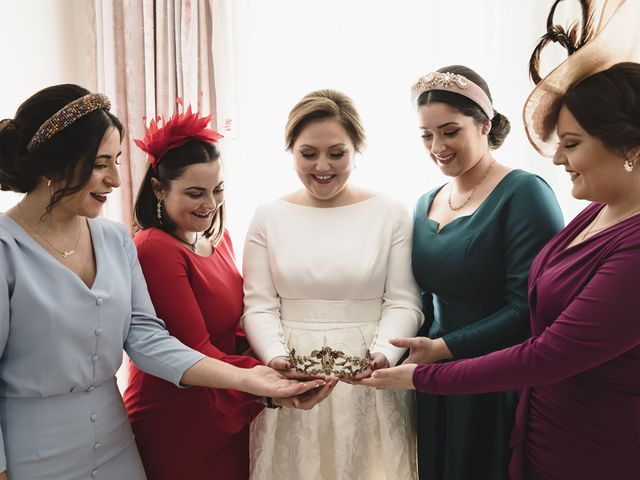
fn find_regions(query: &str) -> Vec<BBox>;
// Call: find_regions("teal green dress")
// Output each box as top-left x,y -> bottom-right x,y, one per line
412,170 -> 563,480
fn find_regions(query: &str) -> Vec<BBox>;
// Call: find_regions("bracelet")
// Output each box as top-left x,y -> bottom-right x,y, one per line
259,396 -> 282,409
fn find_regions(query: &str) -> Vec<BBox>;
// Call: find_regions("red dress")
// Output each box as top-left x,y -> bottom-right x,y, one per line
123,228 -> 263,480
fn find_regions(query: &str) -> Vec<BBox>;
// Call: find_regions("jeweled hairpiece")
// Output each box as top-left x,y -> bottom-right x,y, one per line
27,93 -> 111,153
410,71 -> 495,119
289,347 -> 373,378
135,102 -> 223,173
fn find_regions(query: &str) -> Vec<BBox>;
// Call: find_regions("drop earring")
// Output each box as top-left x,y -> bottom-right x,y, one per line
156,198 -> 163,223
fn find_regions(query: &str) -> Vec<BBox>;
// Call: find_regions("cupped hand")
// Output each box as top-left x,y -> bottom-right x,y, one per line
390,337 -> 452,365
268,356 -> 292,371
274,376 -> 339,410
344,352 -> 389,382
352,363 -> 417,390
268,355 -> 326,381
242,365 -> 326,398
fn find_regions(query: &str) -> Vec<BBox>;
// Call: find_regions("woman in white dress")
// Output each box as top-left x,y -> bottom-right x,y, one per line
242,89 -> 424,480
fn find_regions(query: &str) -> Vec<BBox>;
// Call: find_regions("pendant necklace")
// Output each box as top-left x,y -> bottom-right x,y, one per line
18,201 -> 82,258
448,159 -> 496,211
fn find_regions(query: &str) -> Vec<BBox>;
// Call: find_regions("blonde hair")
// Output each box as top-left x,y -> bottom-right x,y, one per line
284,89 -> 366,152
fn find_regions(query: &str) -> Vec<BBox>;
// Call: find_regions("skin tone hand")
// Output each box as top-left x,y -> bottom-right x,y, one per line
0,471 -> 6,479
180,358 -> 326,398
348,352 -> 389,381
352,364 -> 418,390
268,355 -> 330,381
267,356 -> 338,409
391,337 -> 453,365
273,376 -> 340,409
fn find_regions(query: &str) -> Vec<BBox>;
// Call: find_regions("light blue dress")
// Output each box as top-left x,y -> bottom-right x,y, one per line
0,215 -> 206,480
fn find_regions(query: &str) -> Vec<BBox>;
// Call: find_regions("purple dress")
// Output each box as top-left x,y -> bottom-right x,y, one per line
413,202 -> 640,480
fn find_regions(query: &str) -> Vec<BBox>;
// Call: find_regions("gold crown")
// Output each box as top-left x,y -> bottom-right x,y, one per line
27,93 -> 111,152
289,346 -> 373,378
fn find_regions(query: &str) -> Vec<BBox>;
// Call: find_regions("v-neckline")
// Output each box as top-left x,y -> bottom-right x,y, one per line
425,170 -> 519,234
1,214 -> 102,291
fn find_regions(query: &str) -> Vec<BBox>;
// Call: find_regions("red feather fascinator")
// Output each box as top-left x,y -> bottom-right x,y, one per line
135,102 -> 223,172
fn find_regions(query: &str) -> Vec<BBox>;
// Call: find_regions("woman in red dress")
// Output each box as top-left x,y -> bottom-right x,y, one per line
123,107 -> 336,480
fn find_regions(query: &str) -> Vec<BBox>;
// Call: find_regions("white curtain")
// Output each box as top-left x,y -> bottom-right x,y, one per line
212,0 -> 586,255
87,0 -> 217,232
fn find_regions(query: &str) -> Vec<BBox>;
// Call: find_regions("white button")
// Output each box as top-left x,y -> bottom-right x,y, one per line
94,328 -> 103,336
90,413 -> 97,422
96,298 -> 103,306
93,442 -> 101,450
91,469 -> 98,477
92,355 -> 99,363
87,385 -> 95,392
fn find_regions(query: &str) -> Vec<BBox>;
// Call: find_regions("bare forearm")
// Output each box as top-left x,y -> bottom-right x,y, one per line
181,357 -> 248,390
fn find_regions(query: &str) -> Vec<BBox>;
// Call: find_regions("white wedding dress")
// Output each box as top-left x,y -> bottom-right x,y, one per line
242,195 -> 423,480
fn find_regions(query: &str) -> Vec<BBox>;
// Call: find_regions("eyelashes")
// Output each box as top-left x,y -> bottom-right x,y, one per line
299,151 -> 347,159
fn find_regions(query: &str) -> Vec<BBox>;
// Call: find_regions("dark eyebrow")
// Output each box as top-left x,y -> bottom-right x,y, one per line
184,180 -> 224,191
96,152 -> 122,160
420,122 -> 460,131
558,132 -> 582,139
298,144 -> 347,149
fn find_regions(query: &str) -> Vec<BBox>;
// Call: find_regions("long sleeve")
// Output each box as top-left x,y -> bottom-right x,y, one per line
137,236 -> 260,369
121,227 -> 206,386
135,233 -> 262,430
442,176 -> 563,358
242,207 -> 288,363
413,239 -> 640,394
0,267 -> 9,472
372,203 -> 424,365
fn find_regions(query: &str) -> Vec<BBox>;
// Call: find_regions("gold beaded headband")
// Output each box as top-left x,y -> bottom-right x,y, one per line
26,93 -> 112,153
410,72 -> 494,120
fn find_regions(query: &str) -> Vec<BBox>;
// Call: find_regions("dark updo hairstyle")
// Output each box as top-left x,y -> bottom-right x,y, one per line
134,139 -> 225,245
561,62 -> 640,156
416,65 -> 511,150
0,84 -> 123,213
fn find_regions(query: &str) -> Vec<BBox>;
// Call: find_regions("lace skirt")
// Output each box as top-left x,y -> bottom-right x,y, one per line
249,299 -> 418,480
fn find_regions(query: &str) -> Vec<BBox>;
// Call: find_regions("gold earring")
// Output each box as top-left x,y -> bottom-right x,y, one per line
156,198 -> 163,223
47,178 -> 52,187
624,159 -> 635,173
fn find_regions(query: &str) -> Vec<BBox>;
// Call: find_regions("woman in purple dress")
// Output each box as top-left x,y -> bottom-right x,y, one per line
356,1 -> 640,479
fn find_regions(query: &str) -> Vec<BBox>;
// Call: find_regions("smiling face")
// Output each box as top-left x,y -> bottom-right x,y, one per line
155,160 -> 224,238
292,118 -> 356,203
554,105 -> 633,203
58,127 -> 122,218
418,102 -> 490,177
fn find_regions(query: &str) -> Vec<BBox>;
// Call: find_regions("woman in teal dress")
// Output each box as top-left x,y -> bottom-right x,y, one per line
408,65 -> 564,479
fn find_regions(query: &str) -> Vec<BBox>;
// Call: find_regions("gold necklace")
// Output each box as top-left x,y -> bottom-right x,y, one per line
17,202 -> 82,258
581,205 -> 640,241
448,159 -> 496,211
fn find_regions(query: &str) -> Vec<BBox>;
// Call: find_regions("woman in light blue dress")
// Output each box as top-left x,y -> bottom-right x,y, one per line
0,84 -> 329,480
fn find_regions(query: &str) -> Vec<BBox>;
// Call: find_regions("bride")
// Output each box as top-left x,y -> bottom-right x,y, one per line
242,89 -> 424,480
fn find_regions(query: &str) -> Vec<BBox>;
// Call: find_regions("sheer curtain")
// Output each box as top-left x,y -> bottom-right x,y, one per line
212,0 -> 585,254
87,0 -> 217,231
